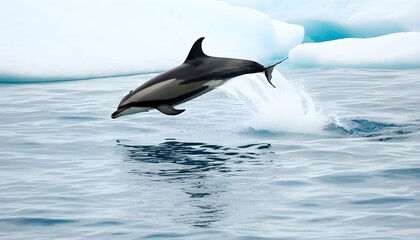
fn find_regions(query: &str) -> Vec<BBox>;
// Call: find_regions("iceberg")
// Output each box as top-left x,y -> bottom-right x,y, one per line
3,0 -> 419,83
223,0 -> 420,42
271,20 -> 305,56
224,0 -> 420,69
289,32 -> 420,69
0,0 -> 302,83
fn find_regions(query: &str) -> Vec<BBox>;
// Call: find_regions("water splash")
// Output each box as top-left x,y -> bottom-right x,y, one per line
221,69 -> 326,134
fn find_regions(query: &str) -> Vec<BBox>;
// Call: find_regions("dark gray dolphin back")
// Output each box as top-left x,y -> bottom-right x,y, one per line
183,37 -> 289,88
137,37 -> 265,89
182,37 -> 265,80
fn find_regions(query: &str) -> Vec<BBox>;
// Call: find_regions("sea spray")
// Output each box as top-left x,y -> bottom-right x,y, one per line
221,69 -> 326,134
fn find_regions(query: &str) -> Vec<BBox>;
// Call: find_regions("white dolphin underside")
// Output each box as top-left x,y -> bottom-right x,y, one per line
121,78 -> 225,106
114,78 -> 227,117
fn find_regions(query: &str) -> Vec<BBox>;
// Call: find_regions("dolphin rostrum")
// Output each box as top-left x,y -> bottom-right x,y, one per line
111,37 -> 287,118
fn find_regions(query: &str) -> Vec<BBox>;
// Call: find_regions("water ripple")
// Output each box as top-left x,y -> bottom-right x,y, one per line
0,217 -> 77,226
325,118 -> 414,141
380,168 -> 420,179
351,197 -> 415,205
316,173 -> 371,184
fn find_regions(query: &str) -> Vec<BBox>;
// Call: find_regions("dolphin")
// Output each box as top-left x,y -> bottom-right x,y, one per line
111,37 -> 287,118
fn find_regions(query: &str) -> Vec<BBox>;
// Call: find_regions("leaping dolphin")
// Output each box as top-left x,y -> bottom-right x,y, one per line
111,37 -> 287,118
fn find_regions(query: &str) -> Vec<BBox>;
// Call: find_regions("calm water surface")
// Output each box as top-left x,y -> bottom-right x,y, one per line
1,68 -> 419,239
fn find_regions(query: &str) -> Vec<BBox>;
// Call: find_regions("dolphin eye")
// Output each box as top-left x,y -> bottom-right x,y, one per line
129,90 -> 133,93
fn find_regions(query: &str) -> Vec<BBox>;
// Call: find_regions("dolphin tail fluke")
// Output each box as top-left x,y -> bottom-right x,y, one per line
264,57 -> 289,88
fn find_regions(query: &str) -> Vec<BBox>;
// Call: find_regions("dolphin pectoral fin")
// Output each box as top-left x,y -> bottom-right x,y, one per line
156,105 -> 185,116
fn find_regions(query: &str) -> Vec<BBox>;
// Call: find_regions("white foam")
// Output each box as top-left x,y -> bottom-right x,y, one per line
221,69 -> 326,134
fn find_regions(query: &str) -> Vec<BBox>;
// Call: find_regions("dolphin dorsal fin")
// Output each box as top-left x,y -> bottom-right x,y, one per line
184,37 -> 207,62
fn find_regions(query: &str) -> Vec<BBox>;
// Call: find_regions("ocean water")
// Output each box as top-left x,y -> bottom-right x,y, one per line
1,68 -> 419,240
